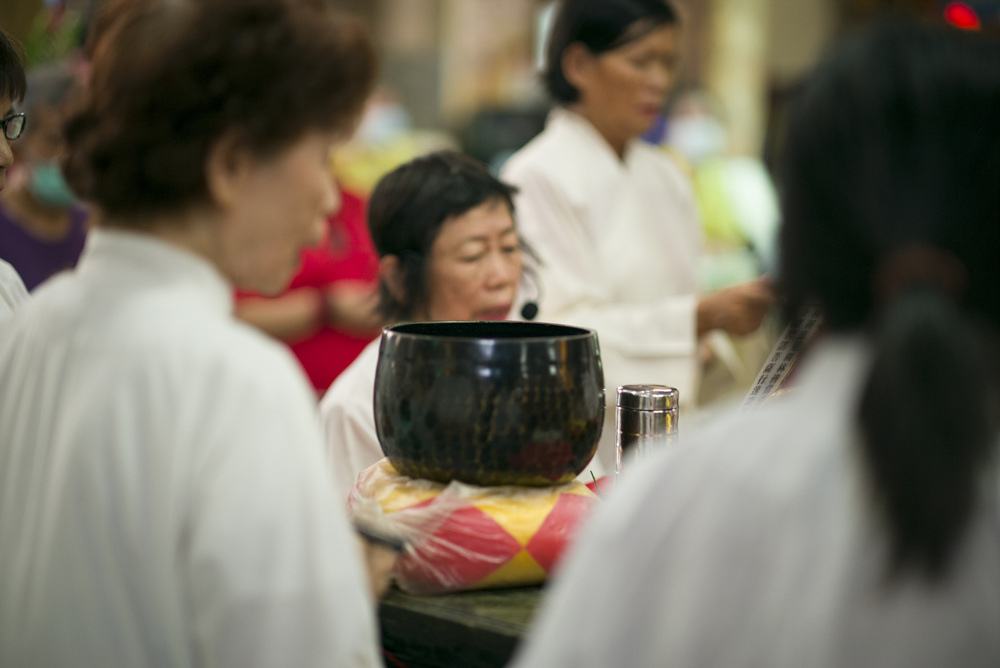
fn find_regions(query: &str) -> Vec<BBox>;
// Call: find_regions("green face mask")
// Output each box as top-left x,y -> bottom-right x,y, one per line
28,162 -> 78,209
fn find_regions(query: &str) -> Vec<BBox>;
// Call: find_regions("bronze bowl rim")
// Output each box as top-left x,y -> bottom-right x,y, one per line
381,319 -> 598,343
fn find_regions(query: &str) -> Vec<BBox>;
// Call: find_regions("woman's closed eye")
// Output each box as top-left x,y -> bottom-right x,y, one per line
628,53 -> 676,72
629,55 -> 654,69
460,253 -> 485,263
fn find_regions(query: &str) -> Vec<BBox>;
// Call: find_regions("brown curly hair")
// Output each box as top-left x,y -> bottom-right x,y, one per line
63,0 -> 376,223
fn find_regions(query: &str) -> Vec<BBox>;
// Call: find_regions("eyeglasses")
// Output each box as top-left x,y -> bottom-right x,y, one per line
1,113 -> 26,141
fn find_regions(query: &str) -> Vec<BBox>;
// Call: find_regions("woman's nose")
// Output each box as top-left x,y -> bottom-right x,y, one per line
484,251 -> 520,288
649,63 -> 673,95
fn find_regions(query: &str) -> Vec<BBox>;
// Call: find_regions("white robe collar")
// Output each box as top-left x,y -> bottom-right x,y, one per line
546,106 -> 643,168
80,227 -> 233,316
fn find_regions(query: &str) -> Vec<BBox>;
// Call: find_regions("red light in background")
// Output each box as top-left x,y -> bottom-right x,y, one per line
944,2 -> 982,29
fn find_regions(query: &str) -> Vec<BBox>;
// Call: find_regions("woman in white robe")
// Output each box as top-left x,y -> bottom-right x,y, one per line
501,0 -> 773,472
511,19 -> 1000,667
0,2 -> 384,665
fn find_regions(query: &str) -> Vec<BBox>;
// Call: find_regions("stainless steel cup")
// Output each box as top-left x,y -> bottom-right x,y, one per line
615,385 -> 679,478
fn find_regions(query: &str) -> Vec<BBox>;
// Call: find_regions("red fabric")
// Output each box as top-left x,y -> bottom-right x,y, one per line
393,505 -> 524,589
237,189 -> 380,394
524,492 -> 595,573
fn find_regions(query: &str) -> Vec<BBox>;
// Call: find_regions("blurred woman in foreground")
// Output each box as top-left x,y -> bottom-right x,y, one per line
512,19 -> 1000,668
0,1 -> 384,665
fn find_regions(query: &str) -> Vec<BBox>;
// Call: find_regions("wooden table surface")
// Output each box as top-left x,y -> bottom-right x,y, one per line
379,585 -> 543,668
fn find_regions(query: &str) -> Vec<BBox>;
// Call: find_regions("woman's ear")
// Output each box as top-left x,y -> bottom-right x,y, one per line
205,133 -> 249,211
378,255 -> 407,305
561,42 -> 594,93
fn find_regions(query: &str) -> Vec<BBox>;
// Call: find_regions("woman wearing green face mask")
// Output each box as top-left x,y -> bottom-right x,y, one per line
0,60 -> 88,291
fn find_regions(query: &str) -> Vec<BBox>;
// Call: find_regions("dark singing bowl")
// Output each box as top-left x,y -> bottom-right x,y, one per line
374,321 -> 605,486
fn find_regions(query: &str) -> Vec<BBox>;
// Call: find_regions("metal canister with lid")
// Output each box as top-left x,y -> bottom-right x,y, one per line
615,384 -> 679,478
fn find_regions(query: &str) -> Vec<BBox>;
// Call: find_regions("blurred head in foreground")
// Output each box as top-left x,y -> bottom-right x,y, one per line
778,18 -> 1000,581
64,0 -> 376,293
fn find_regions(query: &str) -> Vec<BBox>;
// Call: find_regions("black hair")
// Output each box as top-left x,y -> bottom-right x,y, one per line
367,150 -> 520,323
778,19 -> 1000,581
543,0 -> 678,103
0,29 -> 27,106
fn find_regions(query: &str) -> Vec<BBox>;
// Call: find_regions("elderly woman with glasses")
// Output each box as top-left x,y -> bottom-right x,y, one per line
0,28 -> 29,322
0,62 -> 89,293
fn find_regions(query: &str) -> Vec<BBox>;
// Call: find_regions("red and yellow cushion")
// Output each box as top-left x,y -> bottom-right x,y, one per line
349,459 -> 598,594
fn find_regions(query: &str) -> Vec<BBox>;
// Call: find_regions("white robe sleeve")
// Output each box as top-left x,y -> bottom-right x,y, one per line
319,387 -> 384,498
0,259 -> 29,324
319,342 -> 385,498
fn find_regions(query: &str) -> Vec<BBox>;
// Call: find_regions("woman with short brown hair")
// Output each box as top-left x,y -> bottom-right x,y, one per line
0,1 -> 383,665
